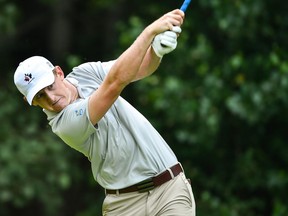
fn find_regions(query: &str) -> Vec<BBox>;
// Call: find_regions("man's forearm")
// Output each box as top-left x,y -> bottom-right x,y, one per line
108,27 -> 155,87
133,46 -> 162,82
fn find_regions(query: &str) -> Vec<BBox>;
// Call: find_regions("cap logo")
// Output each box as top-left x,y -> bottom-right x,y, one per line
24,73 -> 34,83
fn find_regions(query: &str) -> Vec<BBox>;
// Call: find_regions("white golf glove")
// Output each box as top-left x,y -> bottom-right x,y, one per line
152,26 -> 182,58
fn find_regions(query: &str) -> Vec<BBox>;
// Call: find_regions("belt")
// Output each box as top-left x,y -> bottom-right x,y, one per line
105,163 -> 183,195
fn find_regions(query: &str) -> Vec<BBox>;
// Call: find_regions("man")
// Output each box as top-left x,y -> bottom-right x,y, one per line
14,9 -> 195,216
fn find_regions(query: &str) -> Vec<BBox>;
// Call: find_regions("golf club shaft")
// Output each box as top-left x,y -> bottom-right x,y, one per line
180,0 -> 191,12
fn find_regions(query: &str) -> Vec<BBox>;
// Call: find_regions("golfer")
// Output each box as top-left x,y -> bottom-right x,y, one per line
14,9 -> 195,216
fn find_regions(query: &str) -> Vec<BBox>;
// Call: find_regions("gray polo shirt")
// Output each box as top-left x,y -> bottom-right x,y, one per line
44,61 -> 178,189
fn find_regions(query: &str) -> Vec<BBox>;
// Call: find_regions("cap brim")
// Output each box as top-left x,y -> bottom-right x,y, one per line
26,72 -> 55,105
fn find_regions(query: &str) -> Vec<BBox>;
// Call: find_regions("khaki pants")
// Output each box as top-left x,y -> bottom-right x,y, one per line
102,172 -> 196,216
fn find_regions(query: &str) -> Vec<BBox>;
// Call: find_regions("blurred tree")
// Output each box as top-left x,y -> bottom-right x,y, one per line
0,0 -> 288,215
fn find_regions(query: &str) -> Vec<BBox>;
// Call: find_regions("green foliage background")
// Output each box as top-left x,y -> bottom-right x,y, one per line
1,0 -> 288,215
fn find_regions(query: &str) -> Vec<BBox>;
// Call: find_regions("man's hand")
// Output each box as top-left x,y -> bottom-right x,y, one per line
152,26 -> 182,58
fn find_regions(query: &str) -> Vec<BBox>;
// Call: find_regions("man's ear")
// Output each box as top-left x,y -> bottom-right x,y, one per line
54,66 -> 65,78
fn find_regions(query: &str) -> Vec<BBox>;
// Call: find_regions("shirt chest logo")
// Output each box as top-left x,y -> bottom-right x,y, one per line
75,109 -> 84,116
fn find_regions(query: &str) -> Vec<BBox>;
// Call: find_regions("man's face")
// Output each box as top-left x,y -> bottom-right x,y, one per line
31,67 -> 76,112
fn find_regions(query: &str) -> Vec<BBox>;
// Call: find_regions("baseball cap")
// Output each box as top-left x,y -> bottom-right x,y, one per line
14,56 -> 55,105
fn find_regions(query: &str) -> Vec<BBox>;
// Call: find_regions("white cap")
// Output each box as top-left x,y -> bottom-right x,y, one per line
14,56 -> 55,105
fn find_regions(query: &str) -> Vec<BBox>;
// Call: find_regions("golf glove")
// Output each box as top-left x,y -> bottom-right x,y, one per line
152,26 -> 182,58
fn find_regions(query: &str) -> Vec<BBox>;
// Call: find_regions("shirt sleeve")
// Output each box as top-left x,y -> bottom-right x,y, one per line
101,60 -> 117,75
49,98 -> 96,156
69,60 -> 117,83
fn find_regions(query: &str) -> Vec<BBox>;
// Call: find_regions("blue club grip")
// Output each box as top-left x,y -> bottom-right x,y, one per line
180,0 -> 191,12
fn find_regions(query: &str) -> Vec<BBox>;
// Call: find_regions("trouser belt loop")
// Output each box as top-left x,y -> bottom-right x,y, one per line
167,168 -> 174,179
